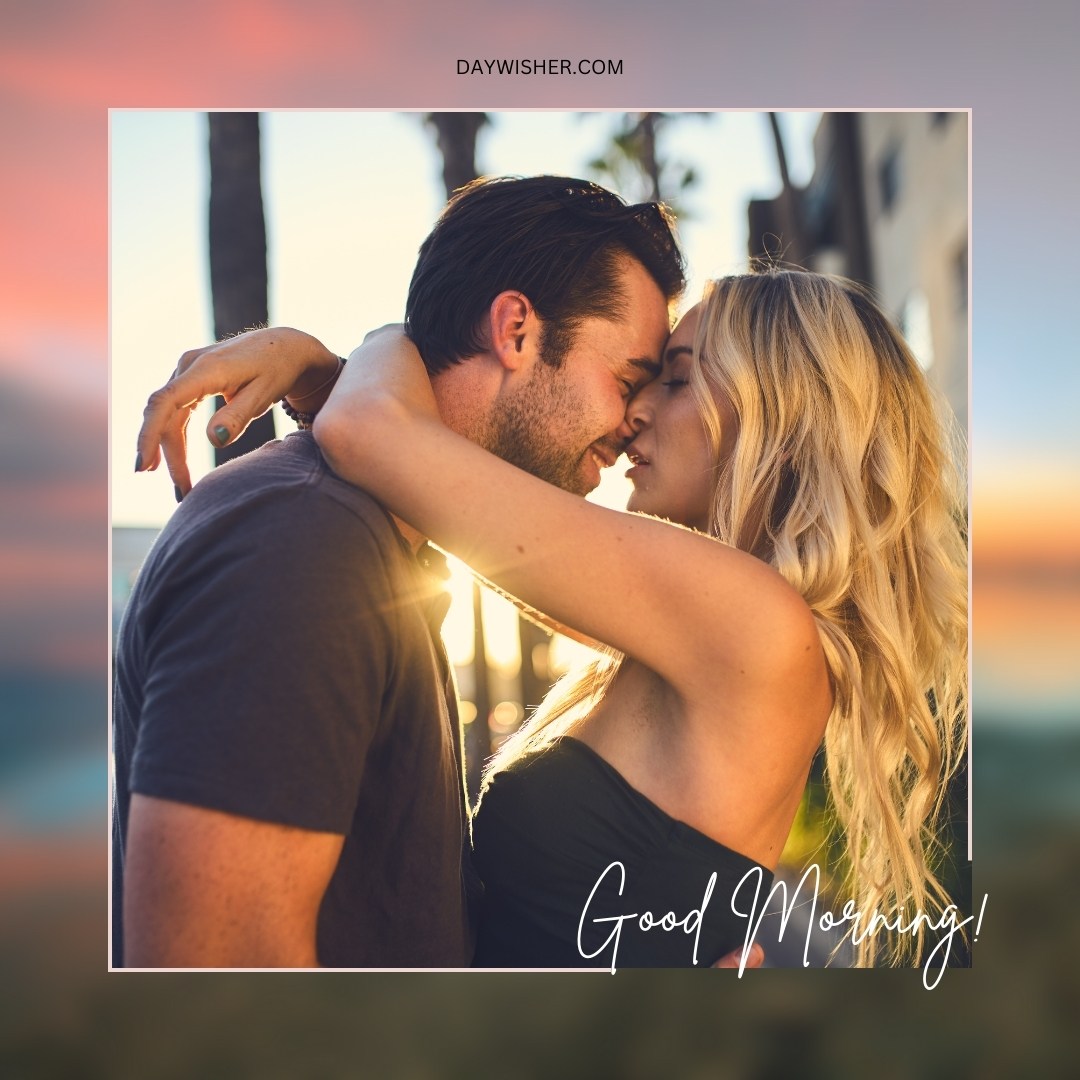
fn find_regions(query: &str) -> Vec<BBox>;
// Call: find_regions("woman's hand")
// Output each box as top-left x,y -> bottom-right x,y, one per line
712,942 -> 764,971
135,327 -> 341,497
313,326 -> 441,481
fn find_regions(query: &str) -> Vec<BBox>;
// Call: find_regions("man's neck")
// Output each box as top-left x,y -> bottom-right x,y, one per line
430,354 -> 500,448
392,358 -> 497,555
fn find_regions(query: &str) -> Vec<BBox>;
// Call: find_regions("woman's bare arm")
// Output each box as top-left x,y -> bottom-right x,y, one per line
314,331 -> 827,711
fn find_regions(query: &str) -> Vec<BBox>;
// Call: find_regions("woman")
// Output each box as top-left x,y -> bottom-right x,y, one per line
139,269 -> 968,968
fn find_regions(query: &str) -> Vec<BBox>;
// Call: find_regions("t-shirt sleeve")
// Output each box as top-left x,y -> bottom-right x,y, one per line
129,486 -> 398,834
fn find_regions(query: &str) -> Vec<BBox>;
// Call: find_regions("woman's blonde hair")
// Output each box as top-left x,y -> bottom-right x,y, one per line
487,268 -> 969,968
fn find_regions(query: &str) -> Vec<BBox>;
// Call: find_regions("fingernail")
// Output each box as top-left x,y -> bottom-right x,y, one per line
174,484 -> 184,503
135,451 -> 143,473
213,425 -> 230,447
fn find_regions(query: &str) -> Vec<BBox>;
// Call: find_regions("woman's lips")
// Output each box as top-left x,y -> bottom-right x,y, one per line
624,445 -> 650,482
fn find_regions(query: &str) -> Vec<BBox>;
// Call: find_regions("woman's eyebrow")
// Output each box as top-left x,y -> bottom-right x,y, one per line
664,345 -> 693,365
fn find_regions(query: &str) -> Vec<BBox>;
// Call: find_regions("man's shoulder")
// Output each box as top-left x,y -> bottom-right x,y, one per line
178,433 -> 400,541
139,434 -> 410,595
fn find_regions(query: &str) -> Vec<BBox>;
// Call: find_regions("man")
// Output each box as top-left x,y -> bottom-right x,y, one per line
118,176 -> 760,969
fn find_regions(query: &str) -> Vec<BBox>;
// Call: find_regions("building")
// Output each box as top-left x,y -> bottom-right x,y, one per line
750,112 -> 969,433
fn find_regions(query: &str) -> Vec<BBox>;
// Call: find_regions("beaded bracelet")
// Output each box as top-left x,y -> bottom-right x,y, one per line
280,356 -> 348,429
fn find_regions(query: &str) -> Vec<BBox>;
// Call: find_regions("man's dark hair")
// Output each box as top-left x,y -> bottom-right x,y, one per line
405,176 -> 686,373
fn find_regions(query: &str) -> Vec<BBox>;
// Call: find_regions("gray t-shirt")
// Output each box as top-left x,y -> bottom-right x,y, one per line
112,432 -> 474,967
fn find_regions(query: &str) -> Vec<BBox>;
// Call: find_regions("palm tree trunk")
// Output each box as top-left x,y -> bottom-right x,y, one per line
767,112 -> 806,268
207,112 -> 275,465
424,113 -> 487,197
635,113 -> 662,202
425,111 -> 503,776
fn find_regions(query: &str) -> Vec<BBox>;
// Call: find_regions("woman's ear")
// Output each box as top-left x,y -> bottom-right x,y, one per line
488,290 -> 541,372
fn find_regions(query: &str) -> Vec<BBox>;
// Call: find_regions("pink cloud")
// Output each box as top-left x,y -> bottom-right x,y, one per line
0,1 -> 404,107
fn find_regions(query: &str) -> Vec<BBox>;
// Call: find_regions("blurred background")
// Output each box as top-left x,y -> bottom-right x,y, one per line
4,1 -> 1079,1075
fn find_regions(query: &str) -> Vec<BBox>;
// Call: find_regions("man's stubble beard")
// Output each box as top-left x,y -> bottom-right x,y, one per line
485,361 -> 593,497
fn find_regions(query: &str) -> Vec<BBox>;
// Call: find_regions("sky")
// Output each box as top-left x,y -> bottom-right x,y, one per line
1,2 -> 1079,1057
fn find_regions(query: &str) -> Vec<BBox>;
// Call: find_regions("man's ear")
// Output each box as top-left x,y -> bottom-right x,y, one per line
488,291 -> 541,372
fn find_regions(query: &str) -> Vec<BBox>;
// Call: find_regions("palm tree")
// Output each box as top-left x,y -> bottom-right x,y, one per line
207,112 -> 275,465
422,111 -> 496,796
424,112 -> 488,197
587,112 -> 703,213
765,111 -> 807,269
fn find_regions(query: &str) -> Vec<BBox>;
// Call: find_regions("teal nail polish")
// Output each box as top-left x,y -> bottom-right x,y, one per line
213,425 -> 230,447
134,451 -> 143,473
174,484 -> 184,503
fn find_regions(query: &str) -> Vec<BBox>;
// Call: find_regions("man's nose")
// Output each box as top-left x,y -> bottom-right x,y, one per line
616,394 -> 650,443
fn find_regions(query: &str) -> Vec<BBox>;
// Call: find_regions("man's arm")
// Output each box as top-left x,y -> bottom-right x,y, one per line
124,794 -> 344,968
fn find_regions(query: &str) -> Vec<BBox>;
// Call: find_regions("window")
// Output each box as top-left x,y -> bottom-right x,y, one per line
878,146 -> 900,215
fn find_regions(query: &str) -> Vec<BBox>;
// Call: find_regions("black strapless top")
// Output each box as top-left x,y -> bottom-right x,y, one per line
471,737 -> 773,969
